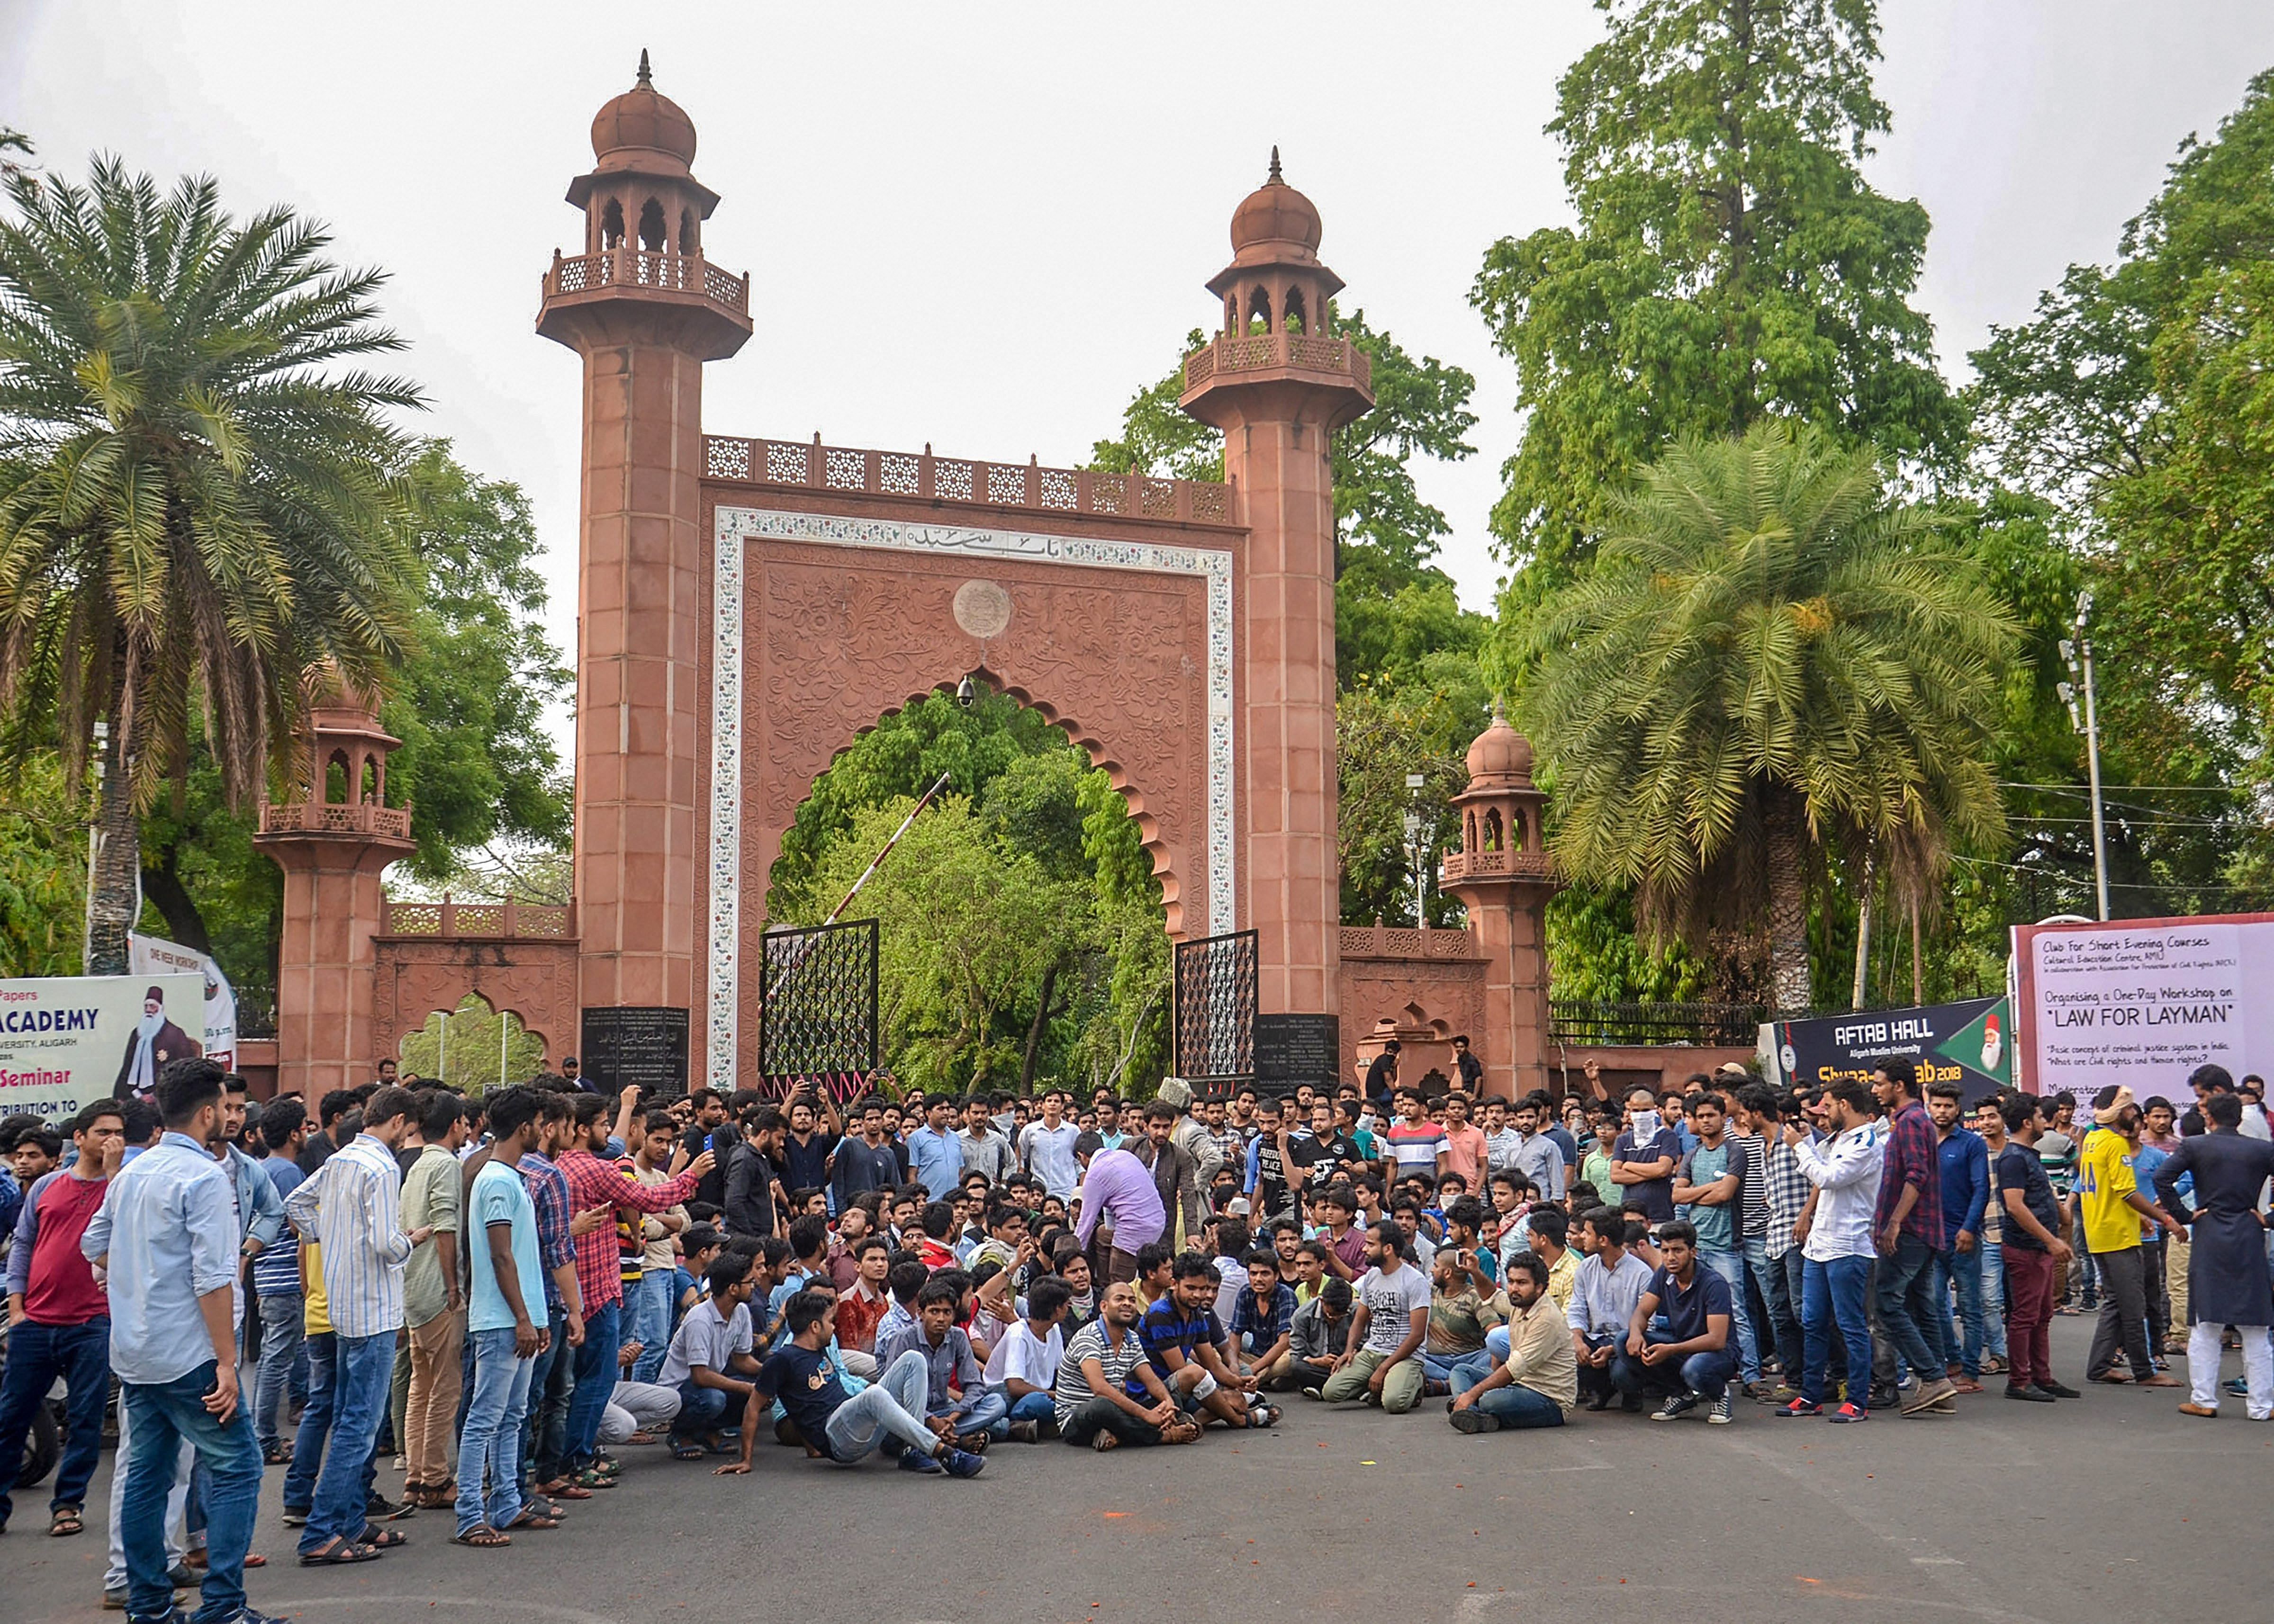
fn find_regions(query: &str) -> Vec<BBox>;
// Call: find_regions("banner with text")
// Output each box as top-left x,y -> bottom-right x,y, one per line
129,933 -> 236,1070
1766,995 -> 2012,1106
0,973 -> 208,1124
2013,913 -> 2274,1102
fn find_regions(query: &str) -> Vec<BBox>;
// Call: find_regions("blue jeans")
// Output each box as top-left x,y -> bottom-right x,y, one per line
988,1388 -> 1057,1437
457,1326 -> 536,1535
1448,1352 -> 1498,1396
253,1290 -> 303,1450
937,1387 -> 1007,1438
121,1362 -> 260,1622
1611,1330 -> 1736,1400
1748,1237 -> 1803,1377
1940,1246 -> 1992,1377
1876,1234 -> 1946,1380
302,1330 -> 393,1553
673,1380 -> 732,1443
0,1316 -> 109,1524
520,1309 -> 575,1489
281,1331 -> 336,1511
1967,1240 -> 2007,1363
626,1271 -> 674,1384
1475,1382 -> 1566,1428
1700,1248 -> 1759,1382
822,1348 -> 940,1461
566,1301 -> 620,1469
1801,1254 -> 1873,1407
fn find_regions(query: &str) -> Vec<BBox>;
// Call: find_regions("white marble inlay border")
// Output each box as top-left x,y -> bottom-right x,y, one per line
706,505 -> 1237,1093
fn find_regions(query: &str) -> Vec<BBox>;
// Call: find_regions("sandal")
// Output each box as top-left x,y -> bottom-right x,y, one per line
570,1468 -> 617,1490
623,1431 -> 661,1446
452,1526 -> 511,1549
506,1507 -> 561,1531
262,1443 -> 293,1466
1092,1431 -> 1120,1452
670,1443 -> 708,1462
50,1506 -> 83,1537
298,1537 -> 380,1566
355,1526 -> 410,1550
545,1480 -> 593,1500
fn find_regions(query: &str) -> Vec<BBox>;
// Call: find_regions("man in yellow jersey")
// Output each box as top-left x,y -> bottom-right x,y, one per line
2077,1087 -> 2182,1388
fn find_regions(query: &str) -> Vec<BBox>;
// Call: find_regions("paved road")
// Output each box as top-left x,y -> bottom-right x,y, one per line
6,1319 -> 2262,1624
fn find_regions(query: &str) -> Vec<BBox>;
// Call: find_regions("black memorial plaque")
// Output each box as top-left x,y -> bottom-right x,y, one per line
1254,1013 -> 1340,1086
578,1006 -> 690,1098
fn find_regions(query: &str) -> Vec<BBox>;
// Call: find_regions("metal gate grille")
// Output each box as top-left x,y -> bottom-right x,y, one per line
1172,929 -> 1257,1094
758,918 -> 879,1095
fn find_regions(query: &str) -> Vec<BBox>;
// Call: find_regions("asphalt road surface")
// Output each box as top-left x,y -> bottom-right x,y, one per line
6,1319 -> 2265,1624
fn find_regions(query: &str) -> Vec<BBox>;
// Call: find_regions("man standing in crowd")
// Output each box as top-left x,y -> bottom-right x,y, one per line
455,1086 -> 551,1548
1019,1091 -> 1083,1201
1134,1100 -> 1204,1246
1609,1086 -> 1681,1228
1669,1092 -> 1755,1396
2154,1083 -> 2274,1418
959,1095 -> 1015,1186
832,1099 -> 902,1213
1870,1061 -> 1957,1416
251,1099 -> 309,1465
0,1100 -> 124,1538
1997,1095 -> 2077,1402
83,1059 -> 272,1624
284,1084 -> 433,1564
400,1091 -> 467,1512
623,1110 -> 691,1383
1073,1136 -> 1167,1284
1928,1082 -> 1991,1392
2078,1086 -> 2183,1388
905,1095 -> 962,1203
1781,1080 -> 1882,1422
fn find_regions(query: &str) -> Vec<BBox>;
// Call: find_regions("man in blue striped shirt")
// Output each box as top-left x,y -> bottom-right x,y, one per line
282,1086 -> 432,1566
81,1058 -> 277,1624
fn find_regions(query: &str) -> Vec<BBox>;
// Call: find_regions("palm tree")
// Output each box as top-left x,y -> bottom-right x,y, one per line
0,156 -> 423,973
1524,422 -> 2016,1012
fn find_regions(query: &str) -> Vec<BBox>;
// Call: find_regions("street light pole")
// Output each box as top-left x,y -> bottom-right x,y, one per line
1402,772 -> 1429,927
81,718 -> 108,974
2058,589 -> 2111,922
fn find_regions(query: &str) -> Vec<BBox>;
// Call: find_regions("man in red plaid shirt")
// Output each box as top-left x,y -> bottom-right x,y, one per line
555,1095 -> 713,1481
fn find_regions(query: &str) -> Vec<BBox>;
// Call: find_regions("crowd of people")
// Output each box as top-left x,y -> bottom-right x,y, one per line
1,1047 -> 2271,1624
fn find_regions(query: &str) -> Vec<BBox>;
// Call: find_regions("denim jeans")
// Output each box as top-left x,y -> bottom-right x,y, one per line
282,1330 -> 335,1511
1700,1248 -> 1760,1382
1875,1234 -> 1947,1380
0,1316 -> 110,1524
939,1387 -> 1008,1438
565,1301 -> 620,1469
673,1380 -> 732,1442
303,1330 -> 394,1553
626,1271 -> 675,1384
121,1361 -> 260,1621
1801,1254 -> 1873,1407
1943,1245 -> 1994,1376
1611,1335 -> 1736,1401
456,1326 -> 536,1535
822,1347 -> 940,1461
253,1290 -> 304,1450
990,1388 -> 1057,1437
1748,1237 -> 1803,1377
1475,1381 -> 1566,1428
1969,1240 -> 2007,1361
521,1310 -> 576,1489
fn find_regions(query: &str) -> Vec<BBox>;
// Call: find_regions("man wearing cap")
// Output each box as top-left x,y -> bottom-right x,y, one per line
114,987 -> 201,1103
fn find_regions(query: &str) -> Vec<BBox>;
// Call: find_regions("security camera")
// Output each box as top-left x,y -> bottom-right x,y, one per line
955,674 -> 977,709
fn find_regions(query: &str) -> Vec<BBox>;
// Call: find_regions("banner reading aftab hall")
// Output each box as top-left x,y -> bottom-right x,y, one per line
2014,913 -> 2274,1102
1767,995 -> 2012,1106
0,973 -> 207,1123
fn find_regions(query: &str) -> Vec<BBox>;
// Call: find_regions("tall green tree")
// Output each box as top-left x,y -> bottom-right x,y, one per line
1471,0 -> 1961,614
1525,423 -> 2015,1011
1971,69 -> 2274,904
0,156 -> 423,973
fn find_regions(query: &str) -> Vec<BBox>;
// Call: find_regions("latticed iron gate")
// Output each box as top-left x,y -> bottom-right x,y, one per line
758,918 -> 879,1097
1172,929 -> 1257,1096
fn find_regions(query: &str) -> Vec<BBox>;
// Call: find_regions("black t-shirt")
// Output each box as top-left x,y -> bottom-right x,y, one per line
753,1343 -> 849,1453
1252,1136 -> 1291,1217
1455,1051 -> 1483,1090
1995,1143 -> 2060,1251
1294,1131 -> 1362,1189
683,1123 -> 728,1209
779,1131 -> 839,1196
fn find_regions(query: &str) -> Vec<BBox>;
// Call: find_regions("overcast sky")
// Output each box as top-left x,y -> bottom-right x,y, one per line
9,1 -> 2273,747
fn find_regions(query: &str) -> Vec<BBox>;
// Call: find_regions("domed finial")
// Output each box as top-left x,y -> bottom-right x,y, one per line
635,48 -> 652,88
1268,145 -> 1282,183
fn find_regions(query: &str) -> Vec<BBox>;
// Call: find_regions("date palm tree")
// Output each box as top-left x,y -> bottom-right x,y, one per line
1524,422 -> 2016,1012
0,156 -> 423,972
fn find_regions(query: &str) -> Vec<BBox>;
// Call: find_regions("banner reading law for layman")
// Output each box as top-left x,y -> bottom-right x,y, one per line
2013,914 -> 2274,1101
0,973 -> 207,1123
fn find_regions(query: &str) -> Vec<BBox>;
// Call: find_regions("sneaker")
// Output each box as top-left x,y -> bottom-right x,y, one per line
1901,1378 -> 1957,1415
2227,1376 -> 2251,1397
211,1610 -> 293,1624
1447,1407 -> 1501,1434
167,1564 -> 199,1589
1775,1398 -> 1822,1418
896,1449 -> 943,1474
1650,1391 -> 1699,1422
364,1494 -> 415,1521
2005,1383 -> 2055,1403
1006,1420 -> 1039,1444
939,1447 -> 986,1479
2037,1380 -> 2082,1400
1707,1393 -> 1733,1425
280,1507 -> 309,1528
1300,1386 -> 1324,1401
1826,1401 -> 1868,1423
1768,1384 -> 1803,1404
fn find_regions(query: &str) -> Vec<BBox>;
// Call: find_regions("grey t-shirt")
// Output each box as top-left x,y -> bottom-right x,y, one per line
658,1297 -> 753,1387
1356,1262 -> 1431,1355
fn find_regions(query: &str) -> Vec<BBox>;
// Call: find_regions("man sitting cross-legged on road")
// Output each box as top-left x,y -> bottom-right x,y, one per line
1051,1280 -> 1201,1450
1446,1248 -> 1577,1433
714,1290 -> 984,1478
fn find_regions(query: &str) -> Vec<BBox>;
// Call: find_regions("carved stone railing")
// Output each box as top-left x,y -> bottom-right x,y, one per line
1182,331 -> 1373,393
701,435 -> 1236,527
258,801 -> 412,841
1439,848 -> 1557,884
378,894 -> 576,941
544,248 -> 749,314
1338,923 -> 1481,960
